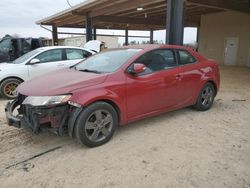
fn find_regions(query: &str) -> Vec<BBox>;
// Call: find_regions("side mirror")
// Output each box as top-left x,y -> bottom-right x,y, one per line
29,58 -> 40,65
129,63 -> 146,75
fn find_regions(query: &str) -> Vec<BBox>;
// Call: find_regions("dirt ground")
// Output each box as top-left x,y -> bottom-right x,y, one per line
0,66 -> 249,188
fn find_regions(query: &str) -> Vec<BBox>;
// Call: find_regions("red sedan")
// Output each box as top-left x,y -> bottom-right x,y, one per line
6,45 -> 220,147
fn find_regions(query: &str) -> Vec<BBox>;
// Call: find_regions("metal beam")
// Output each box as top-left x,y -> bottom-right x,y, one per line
85,13 -> 93,42
57,32 -> 150,38
166,0 -> 185,45
90,0 -> 163,17
187,0 -> 250,14
52,26 -> 58,46
93,15 -> 200,27
94,15 -> 165,26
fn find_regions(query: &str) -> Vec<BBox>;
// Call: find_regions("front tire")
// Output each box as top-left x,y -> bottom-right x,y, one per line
75,102 -> 118,147
194,83 -> 215,111
0,78 -> 22,99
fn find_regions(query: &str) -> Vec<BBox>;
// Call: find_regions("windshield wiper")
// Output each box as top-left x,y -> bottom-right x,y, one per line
78,69 -> 102,74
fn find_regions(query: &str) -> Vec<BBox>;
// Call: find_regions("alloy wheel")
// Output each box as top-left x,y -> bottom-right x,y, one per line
201,86 -> 214,107
4,82 -> 19,98
84,109 -> 114,142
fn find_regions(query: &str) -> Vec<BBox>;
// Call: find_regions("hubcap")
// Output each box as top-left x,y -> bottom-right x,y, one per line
4,82 -> 19,98
201,86 -> 213,107
85,109 -> 113,142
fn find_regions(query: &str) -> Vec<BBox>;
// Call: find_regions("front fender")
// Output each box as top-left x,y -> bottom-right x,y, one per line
69,88 -> 127,124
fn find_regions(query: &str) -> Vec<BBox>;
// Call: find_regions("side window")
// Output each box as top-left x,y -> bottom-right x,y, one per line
22,40 -> 31,54
83,50 -> 92,58
178,50 -> 196,65
35,49 -> 63,63
66,49 -> 92,60
66,49 -> 83,60
135,49 -> 177,73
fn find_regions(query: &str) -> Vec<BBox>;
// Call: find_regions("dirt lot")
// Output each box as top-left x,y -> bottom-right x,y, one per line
0,66 -> 249,188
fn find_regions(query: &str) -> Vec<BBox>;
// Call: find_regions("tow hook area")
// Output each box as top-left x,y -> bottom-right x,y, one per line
5,99 -> 69,135
5,98 -> 86,137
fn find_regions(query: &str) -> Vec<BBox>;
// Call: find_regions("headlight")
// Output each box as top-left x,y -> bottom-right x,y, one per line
22,95 -> 71,106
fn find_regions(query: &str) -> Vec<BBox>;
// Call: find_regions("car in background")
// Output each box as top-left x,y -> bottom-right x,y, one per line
0,46 -> 94,99
5,45 -> 220,147
0,35 -> 43,63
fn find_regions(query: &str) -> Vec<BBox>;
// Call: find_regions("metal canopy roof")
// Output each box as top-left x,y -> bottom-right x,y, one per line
36,0 -> 250,30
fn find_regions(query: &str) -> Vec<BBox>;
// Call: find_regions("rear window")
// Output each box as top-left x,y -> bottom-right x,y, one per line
178,50 -> 196,65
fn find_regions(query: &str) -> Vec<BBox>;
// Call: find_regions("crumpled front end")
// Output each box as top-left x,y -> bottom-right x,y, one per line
5,94 -> 72,135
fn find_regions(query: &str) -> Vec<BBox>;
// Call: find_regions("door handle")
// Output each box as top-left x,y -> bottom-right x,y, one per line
175,74 -> 182,80
57,63 -> 65,66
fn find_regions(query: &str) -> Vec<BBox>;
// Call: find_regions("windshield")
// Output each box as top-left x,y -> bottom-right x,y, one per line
12,48 -> 42,64
75,49 -> 141,73
0,38 -> 11,52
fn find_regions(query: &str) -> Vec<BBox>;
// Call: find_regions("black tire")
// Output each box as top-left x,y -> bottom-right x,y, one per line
75,102 -> 118,147
0,78 -> 22,99
194,82 -> 215,111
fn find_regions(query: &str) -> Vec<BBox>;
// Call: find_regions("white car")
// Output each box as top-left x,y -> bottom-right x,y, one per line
0,46 -> 95,99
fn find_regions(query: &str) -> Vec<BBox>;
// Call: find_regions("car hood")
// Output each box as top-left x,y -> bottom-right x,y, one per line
17,68 -> 108,96
0,62 -> 17,67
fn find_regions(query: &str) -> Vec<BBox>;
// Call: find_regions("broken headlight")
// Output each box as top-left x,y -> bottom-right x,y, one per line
22,95 -> 71,106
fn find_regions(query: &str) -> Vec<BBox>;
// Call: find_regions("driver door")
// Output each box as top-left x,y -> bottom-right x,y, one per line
125,49 -> 182,120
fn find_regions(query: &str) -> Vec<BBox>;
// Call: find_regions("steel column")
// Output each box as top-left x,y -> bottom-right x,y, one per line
166,0 -> 185,45
93,27 -> 97,40
85,13 -> 93,42
52,26 -> 58,46
125,29 -> 129,45
150,29 -> 154,44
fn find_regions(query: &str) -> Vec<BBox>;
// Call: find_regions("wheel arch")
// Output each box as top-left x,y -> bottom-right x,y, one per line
68,99 -> 122,139
0,76 -> 24,85
88,99 -> 121,124
207,80 -> 218,96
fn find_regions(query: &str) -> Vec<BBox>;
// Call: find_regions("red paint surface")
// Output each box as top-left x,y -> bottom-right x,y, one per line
18,45 -> 220,126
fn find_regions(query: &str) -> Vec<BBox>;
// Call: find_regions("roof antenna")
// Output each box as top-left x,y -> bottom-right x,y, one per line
66,0 -> 72,7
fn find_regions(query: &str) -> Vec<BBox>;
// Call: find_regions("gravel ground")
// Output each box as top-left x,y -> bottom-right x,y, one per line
0,66 -> 249,188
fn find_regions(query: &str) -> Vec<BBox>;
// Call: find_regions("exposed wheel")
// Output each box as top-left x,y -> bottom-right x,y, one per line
194,82 -> 215,111
75,102 -> 118,147
0,78 -> 22,99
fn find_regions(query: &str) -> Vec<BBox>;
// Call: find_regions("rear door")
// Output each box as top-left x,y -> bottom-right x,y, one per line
176,49 -> 203,105
27,48 -> 66,80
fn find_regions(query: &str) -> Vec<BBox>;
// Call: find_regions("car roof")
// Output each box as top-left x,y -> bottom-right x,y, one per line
120,44 -> 190,50
38,46 -> 92,52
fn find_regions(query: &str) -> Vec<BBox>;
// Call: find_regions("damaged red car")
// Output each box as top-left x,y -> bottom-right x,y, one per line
5,45 -> 220,147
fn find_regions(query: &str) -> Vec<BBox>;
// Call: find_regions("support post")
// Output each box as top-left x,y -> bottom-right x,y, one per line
125,29 -> 129,46
196,27 -> 200,51
85,13 -> 93,42
166,0 -> 185,45
93,27 -> 97,40
150,29 -> 154,44
52,26 -> 58,46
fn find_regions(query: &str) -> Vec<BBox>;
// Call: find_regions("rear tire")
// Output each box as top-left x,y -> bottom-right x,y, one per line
0,78 -> 22,99
194,83 -> 215,111
75,102 -> 118,147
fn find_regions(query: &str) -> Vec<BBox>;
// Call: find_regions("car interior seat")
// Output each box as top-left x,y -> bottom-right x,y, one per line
148,53 -> 167,71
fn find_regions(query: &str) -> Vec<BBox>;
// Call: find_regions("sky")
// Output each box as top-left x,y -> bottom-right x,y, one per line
0,0 -> 197,44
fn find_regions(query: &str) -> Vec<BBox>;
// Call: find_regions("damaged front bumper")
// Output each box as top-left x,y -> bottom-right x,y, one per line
5,98 -> 77,136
